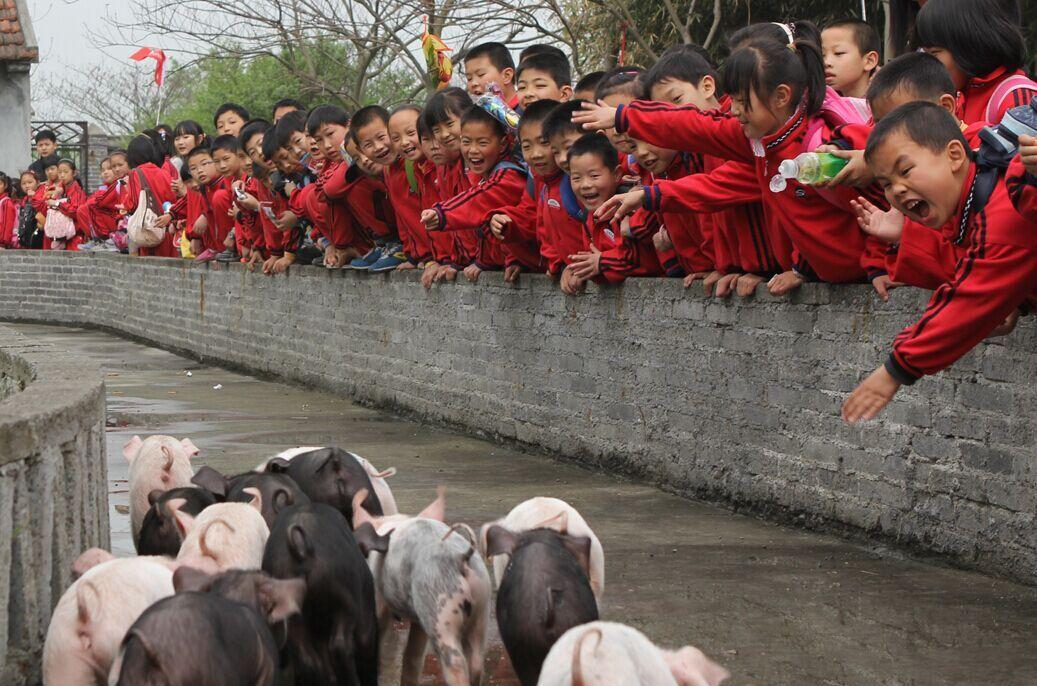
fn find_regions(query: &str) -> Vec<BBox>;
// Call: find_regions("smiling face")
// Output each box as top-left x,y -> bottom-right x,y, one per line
517,67 -> 572,109
870,130 -> 969,228
355,119 -> 396,166
388,110 -> 423,162
244,133 -> 270,173
729,86 -> 789,140
346,138 -> 383,177
432,113 -> 463,154
550,129 -> 584,173
601,92 -> 638,154
519,120 -> 558,178
460,119 -> 507,177
174,133 -> 200,157
312,122 -> 350,162
633,138 -> 677,176
465,55 -> 513,97
569,151 -> 621,212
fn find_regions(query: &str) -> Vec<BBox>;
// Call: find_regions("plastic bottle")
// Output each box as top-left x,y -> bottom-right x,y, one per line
778,152 -> 848,186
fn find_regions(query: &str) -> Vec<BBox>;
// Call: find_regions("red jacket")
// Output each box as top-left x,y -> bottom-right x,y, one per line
123,163 -> 178,257
314,160 -> 371,252
416,160 -> 455,264
432,162 -> 528,270
84,181 -> 125,238
583,212 -> 663,284
958,67 -> 1037,126
493,178 -> 543,271
0,193 -> 16,248
55,181 -> 88,235
1007,154 -> 1037,222
527,172 -> 588,276
384,158 -> 432,263
436,157 -> 477,266
324,162 -> 397,242
887,164 -> 1037,383
618,100 -> 884,281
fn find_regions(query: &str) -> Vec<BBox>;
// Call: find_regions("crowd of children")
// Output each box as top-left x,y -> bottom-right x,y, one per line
2,0 -> 1037,423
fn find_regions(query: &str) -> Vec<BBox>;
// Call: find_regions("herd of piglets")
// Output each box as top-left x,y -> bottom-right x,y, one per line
42,436 -> 729,685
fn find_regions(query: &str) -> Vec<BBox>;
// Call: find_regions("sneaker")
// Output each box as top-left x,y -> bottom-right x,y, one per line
347,247 -> 383,270
368,251 -> 408,272
312,255 -> 327,266
215,249 -> 240,263
194,248 -> 219,263
96,238 -> 119,252
76,240 -> 99,252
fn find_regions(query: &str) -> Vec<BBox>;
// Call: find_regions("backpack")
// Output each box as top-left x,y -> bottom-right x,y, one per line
16,201 -> 40,248
126,169 -> 164,247
984,74 -> 1037,125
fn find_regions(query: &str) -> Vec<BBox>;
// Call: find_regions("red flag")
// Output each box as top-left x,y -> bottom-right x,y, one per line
130,47 -> 167,87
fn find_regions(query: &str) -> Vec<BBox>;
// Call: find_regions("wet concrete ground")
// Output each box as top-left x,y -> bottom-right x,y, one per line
10,323 -> 1037,686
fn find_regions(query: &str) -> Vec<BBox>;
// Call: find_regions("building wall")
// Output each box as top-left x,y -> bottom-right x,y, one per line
0,64 -> 31,174
1,251 -> 1034,582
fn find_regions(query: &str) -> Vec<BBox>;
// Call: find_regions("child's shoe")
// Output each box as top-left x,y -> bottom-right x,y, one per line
347,247 -> 383,270
194,248 -> 219,263
368,249 -> 407,272
215,248 -> 240,263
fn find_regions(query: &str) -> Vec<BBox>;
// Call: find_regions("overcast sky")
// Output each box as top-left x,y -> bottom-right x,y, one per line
27,0 -> 135,120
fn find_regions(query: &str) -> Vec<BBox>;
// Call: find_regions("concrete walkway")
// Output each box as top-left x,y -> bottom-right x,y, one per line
12,323 -> 1036,686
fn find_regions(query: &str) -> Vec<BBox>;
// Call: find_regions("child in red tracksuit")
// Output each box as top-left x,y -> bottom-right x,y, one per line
122,135 -> 178,257
45,160 -> 88,251
842,102 -> 1037,423
307,104 -> 372,267
913,0 -> 1037,126
83,152 -> 131,249
415,117 -> 461,287
387,105 -> 434,268
208,134 -> 251,262
575,38 -> 885,297
564,134 -> 662,293
422,105 -> 529,284
0,172 -> 16,249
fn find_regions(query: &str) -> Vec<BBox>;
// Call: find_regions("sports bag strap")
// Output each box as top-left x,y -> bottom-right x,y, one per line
985,74 -> 1037,124
136,169 -> 160,215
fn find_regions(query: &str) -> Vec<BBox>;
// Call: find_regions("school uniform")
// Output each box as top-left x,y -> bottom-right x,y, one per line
582,211 -> 662,284
0,192 -> 17,248
83,181 -> 125,239
384,158 -> 433,263
313,160 -> 372,254
617,100 -> 884,283
887,163 -> 1037,384
534,172 -> 591,276
324,163 -> 398,245
436,157 -> 478,267
415,160 -> 457,265
492,178 -> 544,272
958,67 -> 1037,126
1007,154 -> 1037,222
122,163 -> 178,257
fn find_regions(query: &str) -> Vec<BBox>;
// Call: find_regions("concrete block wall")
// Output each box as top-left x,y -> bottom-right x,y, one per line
0,324 -> 109,685
1,251 -> 1034,583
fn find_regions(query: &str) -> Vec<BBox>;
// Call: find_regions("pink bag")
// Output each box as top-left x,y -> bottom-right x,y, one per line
984,74 -> 1037,124
43,206 -> 76,240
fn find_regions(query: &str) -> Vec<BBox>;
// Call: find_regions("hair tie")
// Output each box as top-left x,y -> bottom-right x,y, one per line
772,22 -> 795,46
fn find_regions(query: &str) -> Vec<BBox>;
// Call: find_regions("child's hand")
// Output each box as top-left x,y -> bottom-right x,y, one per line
871,274 -> 903,302
436,265 -> 458,282
155,213 -> 172,229
852,198 -> 904,244
821,149 -> 872,187
504,265 -> 522,283
682,271 -> 710,289
652,226 -> 673,253
421,209 -> 440,230
323,245 -> 340,268
1019,135 -> 1037,176
595,188 -> 645,223
560,265 -> 585,295
735,273 -> 765,297
421,261 -> 439,289
396,261 -> 416,271
842,365 -> 901,423
463,264 -> 482,282
272,255 -> 294,274
262,255 -> 279,274
767,270 -> 806,295
572,99 -> 619,132
568,245 -> 602,280
246,250 -> 263,271
236,192 -> 260,212
283,180 -> 298,196
171,177 -> 186,197
489,214 -> 511,240
989,308 -> 1022,337
714,272 -> 741,298
273,211 -> 298,231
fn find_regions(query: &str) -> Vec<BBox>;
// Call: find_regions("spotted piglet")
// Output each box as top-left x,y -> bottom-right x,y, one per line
124,435 -> 199,549
353,488 -> 492,686
537,621 -> 729,686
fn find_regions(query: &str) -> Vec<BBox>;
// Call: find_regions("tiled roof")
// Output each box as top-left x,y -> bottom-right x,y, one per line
0,0 -> 39,62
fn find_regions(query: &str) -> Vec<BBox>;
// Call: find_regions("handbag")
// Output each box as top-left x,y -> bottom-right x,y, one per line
43,203 -> 76,240
126,169 -> 165,247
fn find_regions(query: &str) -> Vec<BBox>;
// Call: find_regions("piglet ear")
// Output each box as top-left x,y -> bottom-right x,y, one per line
191,466 -> 228,498
123,435 -> 143,463
354,522 -> 391,557
266,457 -> 291,474
147,489 -> 165,506
167,498 -> 195,538
662,647 -> 730,686
559,534 -> 593,583
242,487 -> 263,515
72,548 -> 114,578
172,566 -> 212,594
180,438 -> 200,458
485,525 -> 519,559
260,577 -> 307,623
418,486 -> 446,522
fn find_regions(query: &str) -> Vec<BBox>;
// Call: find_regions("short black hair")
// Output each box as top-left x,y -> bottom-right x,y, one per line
350,105 -> 391,144
423,87 -> 472,128
642,50 -> 717,96
542,99 -> 585,141
516,52 -> 572,87
213,103 -> 250,127
824,18 -> 881,59
519,44 -> 567,63
567,132 -> 618,169
864,101 -> 969,163
865,52 -> 956,108
34,130 -> 57,144
57,158 -> 77,171
463,42 -> 515,73
186,146 -> 213,164
40,155 -> 60,169
518,99 -> 559,137
574,71 -> 605,95
660,43 -> 717,69
915,0 -> 1026,77
729,20 -> 822,52
211,134 -> 243,155
239,119 -> 271,149
459,104 -> 508,138
126,135 -> 158,168
594,67 -> 644,101
272,98 -> 305,116
273,110 -> 308,149
305,104 -> 351,136
417,113 -> 434,141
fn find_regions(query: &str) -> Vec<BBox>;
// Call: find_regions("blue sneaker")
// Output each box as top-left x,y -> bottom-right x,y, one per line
347,247 -> 383,270
369,250 -> 408,272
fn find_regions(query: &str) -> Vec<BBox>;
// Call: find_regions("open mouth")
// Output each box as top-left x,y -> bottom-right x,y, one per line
904,198 -> 932,222
580,191 -> 601,206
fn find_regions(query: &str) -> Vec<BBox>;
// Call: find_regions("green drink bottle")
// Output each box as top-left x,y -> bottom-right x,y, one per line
777,152 -> 848,186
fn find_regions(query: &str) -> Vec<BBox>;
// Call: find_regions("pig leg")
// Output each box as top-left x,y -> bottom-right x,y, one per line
463,568 -> 491,686
400,623 -> 428,686
430,632 -> 470,686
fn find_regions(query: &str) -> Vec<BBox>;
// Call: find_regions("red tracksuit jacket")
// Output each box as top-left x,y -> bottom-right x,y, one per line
1007,154 -> 1037,222
436,157 -> 477,266
958,67 -> 1037,126
887,164 -> 1037,383
491,179 -> 543,271
617,100 -> 884,282
384,158 -> 433,263
643,153 -> 716,274
527,172 -> 588,276
432,162 -> 528,270
0,193 -> 16,248
122,163 -> 178,257
416,160 -> 455,264
583,212 -> 662,284
324,162 -> 397,243
55,180 -> 88,235
314,160 -> 371,253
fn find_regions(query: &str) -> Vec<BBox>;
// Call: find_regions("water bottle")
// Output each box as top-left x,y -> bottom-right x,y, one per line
162,201 -> 172,213
778,152 -> 848,186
